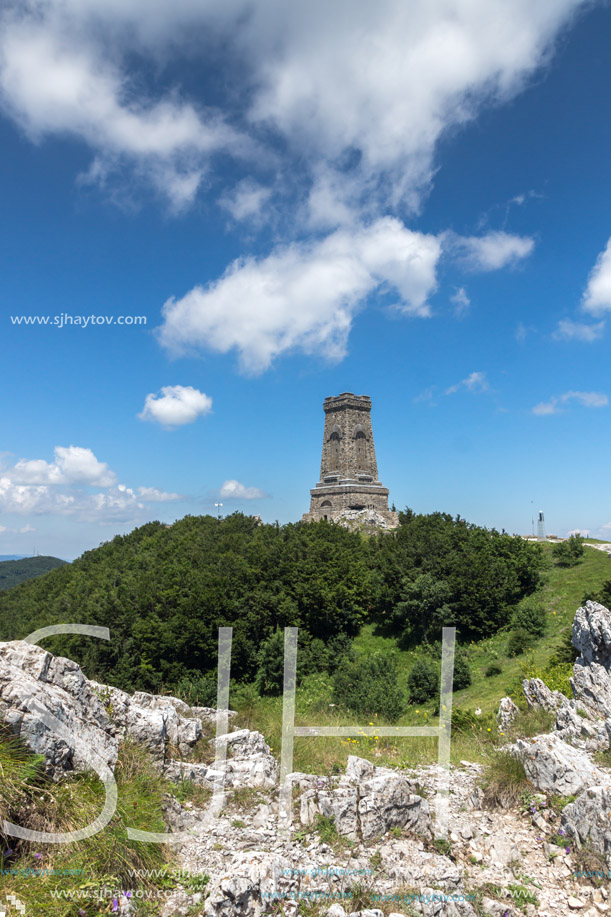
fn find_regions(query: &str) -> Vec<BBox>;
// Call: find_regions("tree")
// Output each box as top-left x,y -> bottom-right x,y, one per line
407,657 -> 438,704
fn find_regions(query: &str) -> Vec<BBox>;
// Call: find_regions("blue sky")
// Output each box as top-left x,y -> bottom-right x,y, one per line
2,0 -> 611,559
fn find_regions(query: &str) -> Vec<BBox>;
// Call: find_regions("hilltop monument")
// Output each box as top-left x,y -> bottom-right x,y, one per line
302,392 -> 399,528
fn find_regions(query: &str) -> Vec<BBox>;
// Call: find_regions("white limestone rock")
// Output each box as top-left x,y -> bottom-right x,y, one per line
561,786 -> 611,864
509,733 -> 607,795
496,696 -> 519,730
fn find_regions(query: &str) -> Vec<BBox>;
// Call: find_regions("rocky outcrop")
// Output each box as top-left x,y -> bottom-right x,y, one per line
0,641 -> 119,777
571,600 -> 611,719
522,677 -> 568,712
496,696 -> 519,730
89,682 -> 202,764
0,640 -> 245,779
165,729 -> 278,789
561,786 -> 611,863
509,733 -> 607,795
295,755 -> 432,842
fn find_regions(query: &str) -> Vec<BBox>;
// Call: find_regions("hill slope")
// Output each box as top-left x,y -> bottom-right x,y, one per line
0,511 -> 543,701
0,555 -> 67,591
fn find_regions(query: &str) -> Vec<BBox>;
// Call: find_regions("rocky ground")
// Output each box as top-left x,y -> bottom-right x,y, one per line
3,601 -> 611,917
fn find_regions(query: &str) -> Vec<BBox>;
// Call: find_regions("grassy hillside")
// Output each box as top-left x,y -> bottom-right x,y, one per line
0,555 -> 67,591
226,542 -> 611,775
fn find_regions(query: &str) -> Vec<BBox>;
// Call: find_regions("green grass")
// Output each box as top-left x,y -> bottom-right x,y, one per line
0,734 -> 199,916
229,544 -> 611,775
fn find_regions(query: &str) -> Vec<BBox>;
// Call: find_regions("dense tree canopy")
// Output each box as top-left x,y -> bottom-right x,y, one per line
0,510 -> 544,695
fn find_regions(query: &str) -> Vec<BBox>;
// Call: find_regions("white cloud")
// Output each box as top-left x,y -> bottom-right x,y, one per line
158,218 -> 441,373
582,238 -> 611,315
219,480 -> 267,500
553,318 -> 606,342
9,445 -> 116,486
568,527 -> 589,537
0,19 -> 248,210
532,390 -> 609,415
139,385 -> 213,426
220,180 -> 272,222
448,231 -> 535,271
137,486 -> 183,502
451,287 -> 470,317
20,524 -> 36,534
0,0 -> 587,212
0,447 -> 177,523
515,322 -> 527,341
0,526 -> 7,534
445,371 -> 489,395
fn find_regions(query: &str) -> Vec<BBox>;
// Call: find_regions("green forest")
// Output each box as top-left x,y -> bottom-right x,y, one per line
0,510 -> 544,703
0,554 -> 67,591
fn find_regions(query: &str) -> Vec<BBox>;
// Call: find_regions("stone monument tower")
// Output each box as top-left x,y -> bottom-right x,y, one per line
302,392 -> 399,527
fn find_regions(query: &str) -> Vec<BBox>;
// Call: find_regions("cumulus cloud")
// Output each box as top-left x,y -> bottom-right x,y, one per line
220,180 -> 272,222
139,385 -> 213,426
582,238 -> 611,315
532,390 -> 609,415
9,445 -> 116,486
137,486 -> 183,502
448,231 -> 535,271
0,0 -> 587,212
445,371 -> 489,395
218,480 -> 267,500
553,318 -> 606,342
0,446 -> 177,523
158,218 -> 441,373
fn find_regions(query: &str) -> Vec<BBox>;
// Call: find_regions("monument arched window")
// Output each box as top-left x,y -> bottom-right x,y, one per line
355,430 -> 367,468
329,431 -> 340,468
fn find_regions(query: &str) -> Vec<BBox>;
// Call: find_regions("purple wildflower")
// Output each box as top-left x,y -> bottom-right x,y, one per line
558,828 -> 564,836
112,898 -> 119,912
33,852 -> 42,860
565,846 -> 571,854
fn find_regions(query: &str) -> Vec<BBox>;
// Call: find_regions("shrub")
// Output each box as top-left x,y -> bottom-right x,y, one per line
452,650 -> 472,690
485,662 -> 502,677
407,657 -> 439,705
511,596 -> 546,637
507,627 -> 534,657
332,653 -> 405,721
549,628 -> 579,666
553,535 -> 585,567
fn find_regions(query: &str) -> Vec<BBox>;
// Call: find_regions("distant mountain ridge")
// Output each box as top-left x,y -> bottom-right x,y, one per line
0,555 -> 68,591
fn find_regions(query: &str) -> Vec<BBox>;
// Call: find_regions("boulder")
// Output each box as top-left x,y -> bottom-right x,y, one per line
496,696 -> 519,730
571,601 -> 611,718
522,677 -> 568,712
555,702 -> 609,751
561,786 -> 611,864
509,733 -> 607,795
164,729 -> 278,789
297,756 -> 432,841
